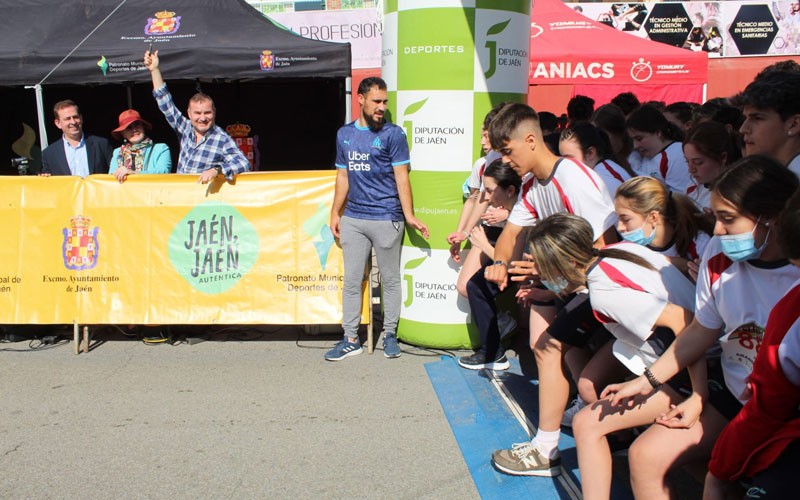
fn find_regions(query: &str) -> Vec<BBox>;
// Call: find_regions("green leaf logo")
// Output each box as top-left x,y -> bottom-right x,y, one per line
404,256 -> 426,271
486,19 -> 510,36
403,98 -> 428,116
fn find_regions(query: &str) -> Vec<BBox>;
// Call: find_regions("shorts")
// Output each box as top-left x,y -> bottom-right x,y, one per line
613,326 -> 677,376
743,440 -> 800,499
483,225 -> 503,245
546,292 -> 606,349
707,359 -> 744,421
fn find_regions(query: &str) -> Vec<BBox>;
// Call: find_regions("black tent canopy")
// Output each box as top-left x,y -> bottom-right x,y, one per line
0,0 -> 350,84
0,0 -> 351,172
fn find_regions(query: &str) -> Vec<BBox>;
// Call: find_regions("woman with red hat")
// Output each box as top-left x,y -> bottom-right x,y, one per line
109,109 -> 171,182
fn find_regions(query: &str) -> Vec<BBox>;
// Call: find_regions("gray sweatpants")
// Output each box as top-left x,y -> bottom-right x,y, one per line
340,215 -> 404,340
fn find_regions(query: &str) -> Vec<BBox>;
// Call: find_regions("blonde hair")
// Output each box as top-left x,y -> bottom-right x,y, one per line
615,176 -> 710,258
528,214 -> 653,291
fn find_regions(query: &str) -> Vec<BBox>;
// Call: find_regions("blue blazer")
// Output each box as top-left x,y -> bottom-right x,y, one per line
42,135 -> 113,176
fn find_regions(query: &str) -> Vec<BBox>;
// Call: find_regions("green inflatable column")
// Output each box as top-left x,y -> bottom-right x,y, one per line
383,0 -> 530,348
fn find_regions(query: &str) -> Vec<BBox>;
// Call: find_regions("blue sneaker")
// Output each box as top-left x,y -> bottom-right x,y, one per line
324,338 -> 363,361
383,334 -> 401,358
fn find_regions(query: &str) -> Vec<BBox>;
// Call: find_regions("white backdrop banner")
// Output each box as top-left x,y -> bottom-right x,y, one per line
269,8 -> 382,69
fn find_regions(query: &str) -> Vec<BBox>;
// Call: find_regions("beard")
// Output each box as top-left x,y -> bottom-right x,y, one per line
363,112 -> 385,130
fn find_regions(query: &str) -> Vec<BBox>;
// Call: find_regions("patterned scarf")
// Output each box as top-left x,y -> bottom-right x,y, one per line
117,138 -> 153,173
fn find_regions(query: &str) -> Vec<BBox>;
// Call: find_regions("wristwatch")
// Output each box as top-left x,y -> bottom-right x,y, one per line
493,260 -> 507,267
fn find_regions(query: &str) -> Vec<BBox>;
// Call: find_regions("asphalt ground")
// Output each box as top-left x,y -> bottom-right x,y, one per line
0,326 -> 479,500
0,324 -> 704,499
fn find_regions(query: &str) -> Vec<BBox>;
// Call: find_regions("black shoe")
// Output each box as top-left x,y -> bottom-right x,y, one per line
457,352 -> 510,371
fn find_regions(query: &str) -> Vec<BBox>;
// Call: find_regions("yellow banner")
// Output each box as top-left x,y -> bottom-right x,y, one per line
0,172 -> 368,325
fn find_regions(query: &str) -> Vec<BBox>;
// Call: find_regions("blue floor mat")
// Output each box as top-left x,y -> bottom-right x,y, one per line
425,355 -> 633,500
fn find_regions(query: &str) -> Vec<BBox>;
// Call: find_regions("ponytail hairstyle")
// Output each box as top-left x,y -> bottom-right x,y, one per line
626,104 -> 684,142
483,158 -> 522,195
560,122 -> 635,177
712,155 -> 799,221
683,120 -> 741,167
615,177 -> 711,258
527,213 -> 654,292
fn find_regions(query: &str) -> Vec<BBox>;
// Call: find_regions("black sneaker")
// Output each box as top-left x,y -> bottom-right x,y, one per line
457,352 -> 510,371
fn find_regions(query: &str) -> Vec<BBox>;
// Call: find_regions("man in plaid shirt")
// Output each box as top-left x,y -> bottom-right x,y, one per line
144,49 -> 250,183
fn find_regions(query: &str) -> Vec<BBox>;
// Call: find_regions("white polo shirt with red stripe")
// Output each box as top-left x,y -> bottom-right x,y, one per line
649,231 -> 711,262
630,142 -> 693,194
507,157 -> 617,238
695,237 -> 800,402
467,150 -> 501,191
587,242 -> 696,374
594,159 -> 631,195
686,182 -> 712,211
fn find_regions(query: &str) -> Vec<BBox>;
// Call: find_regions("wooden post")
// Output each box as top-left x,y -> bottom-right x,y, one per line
73,321 -> 79,355
367,283 -> 374,354
80,325 -> 89,353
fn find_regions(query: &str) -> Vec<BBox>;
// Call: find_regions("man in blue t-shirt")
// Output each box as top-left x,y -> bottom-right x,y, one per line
326,77 -> 429,361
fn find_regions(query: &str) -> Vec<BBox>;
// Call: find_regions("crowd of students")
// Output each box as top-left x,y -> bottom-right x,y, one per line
448,63 -> 800,499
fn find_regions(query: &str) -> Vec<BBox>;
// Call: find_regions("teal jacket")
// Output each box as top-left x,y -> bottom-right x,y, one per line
108,142 -> 172,174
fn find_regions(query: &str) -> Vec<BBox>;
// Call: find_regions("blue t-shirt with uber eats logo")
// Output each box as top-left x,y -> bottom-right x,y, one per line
335,120 -> 410,221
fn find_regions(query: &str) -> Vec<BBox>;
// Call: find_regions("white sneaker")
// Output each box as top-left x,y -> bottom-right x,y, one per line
561,396 -> 586,427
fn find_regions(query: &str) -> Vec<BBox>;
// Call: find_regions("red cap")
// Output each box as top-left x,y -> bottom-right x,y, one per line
111,109 -> 152,141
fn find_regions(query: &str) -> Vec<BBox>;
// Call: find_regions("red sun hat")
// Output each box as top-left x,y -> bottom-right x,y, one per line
111,109 -> 152,141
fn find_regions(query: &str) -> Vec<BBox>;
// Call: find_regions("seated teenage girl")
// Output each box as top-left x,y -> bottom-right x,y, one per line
599,156 -> 800,500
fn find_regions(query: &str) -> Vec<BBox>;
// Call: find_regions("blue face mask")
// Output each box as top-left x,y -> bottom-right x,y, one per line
541,276 -> 570,295
620,222 -> 656,246
719,220 -> 769,262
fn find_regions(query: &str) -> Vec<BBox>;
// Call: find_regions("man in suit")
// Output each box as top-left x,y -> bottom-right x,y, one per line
41,100 -> 112,176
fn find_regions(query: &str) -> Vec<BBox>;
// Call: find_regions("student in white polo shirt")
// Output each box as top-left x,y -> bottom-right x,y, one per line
705,188 -> 800,499
682,120 -> 740,211
627,104 -> 693,193
500,213 -> 696,490
599,156 -> 800,499
474,103 -> 618,477
615,176 -> 712,277
558,121 -> 633,195
560,174 -> 714,427
448,103 -> 506,298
